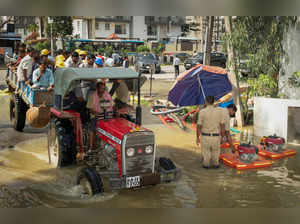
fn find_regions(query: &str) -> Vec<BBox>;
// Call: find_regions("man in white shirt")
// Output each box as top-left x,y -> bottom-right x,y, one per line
173,55 -> 180,79
105,55 -> 114,67
16,47 -> 34,91
64,51 -> 81,68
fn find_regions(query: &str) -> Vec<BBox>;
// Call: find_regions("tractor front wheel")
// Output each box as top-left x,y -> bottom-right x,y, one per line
76,167 -> 104,197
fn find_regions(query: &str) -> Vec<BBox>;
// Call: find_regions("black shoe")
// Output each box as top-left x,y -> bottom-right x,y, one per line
203,165 -> 210,169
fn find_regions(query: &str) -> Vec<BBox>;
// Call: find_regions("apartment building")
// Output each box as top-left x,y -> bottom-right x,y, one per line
73,16 -> 185,41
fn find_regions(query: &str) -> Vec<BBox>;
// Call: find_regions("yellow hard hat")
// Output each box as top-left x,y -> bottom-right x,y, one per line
56,55 -> 65,62
79,50 -> 87,56
75,49 -> 81,54
56,60 -> 65,68
41,49 -> 50,56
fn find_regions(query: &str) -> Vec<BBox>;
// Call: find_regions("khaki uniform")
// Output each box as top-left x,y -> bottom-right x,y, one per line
198,105 -> 225,167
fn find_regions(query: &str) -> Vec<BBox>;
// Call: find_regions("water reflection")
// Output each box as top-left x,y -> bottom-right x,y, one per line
0,124 -> 299,207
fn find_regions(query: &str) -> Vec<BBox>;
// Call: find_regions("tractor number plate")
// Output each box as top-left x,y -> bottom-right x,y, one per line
126,176 -> 140,188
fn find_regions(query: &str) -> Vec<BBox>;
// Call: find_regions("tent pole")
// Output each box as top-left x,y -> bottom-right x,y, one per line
197,70 -> 206,103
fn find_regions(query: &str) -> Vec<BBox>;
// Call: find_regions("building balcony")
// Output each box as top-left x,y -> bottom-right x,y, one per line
145,16 -> 171,25
95,16 -> 132,23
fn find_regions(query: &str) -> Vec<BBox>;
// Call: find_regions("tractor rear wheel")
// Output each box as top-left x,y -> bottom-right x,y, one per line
47,119 -> 76,167
10,94 -> 27,132
77,167 -> 104,197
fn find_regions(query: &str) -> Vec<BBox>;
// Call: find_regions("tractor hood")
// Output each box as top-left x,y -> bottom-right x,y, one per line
54,68 -> 139,97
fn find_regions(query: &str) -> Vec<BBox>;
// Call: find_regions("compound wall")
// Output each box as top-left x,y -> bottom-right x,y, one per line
254,97 -> 300,144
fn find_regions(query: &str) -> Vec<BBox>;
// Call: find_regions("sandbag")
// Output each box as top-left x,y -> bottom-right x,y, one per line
26,105 -> 50,128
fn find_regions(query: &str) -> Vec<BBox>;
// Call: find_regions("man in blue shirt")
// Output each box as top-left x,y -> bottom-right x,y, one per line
32,61 -> 54,91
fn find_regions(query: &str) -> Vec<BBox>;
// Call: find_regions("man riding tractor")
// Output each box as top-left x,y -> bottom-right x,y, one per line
47,67 -> 179,196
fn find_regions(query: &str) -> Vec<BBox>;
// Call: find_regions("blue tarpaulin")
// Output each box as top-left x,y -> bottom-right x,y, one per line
168,65 -> 232,106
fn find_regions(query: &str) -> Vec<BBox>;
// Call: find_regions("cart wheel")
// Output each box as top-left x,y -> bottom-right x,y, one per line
10,94 -> 27,132
77,167 -> 104,197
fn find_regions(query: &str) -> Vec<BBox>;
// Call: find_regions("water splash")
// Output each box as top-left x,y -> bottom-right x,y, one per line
280,25 -> 300,99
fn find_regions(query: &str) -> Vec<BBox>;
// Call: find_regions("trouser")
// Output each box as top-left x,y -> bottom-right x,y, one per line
201,136 -> 221,167
174,65 -> 179,78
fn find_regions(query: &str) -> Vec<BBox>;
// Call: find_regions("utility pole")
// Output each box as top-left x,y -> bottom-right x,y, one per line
48,17 -> 54,56
203,16 -> 214,65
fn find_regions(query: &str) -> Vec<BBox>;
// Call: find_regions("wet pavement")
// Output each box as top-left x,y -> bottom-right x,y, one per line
0,71 -> 300,208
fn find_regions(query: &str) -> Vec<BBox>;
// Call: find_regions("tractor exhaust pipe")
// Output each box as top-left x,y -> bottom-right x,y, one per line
136,72 -> 142,126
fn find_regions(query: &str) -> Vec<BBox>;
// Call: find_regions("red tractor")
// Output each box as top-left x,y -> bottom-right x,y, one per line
47,68 -> 178,196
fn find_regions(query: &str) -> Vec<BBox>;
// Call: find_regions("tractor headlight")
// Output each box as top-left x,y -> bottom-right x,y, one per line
126,148 -> 135,157
145,145 -> 153,154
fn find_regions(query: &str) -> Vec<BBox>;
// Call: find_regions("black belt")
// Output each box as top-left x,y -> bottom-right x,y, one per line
202,132 -> 220,136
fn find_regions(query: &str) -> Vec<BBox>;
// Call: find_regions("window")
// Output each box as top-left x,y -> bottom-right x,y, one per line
115,24 -> 126,34
96,22 -> 100,30
77,21 -> 80,30
105,23 -> 110,30
147,25 -> 157,36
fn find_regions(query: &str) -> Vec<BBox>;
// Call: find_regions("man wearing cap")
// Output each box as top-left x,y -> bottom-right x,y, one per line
196,96 -> 225,169
94,57 -> 104,68
87,80 -> 114,150
40,49 -> 55,71
79,50 -> 87,63
65,51 -> 81,68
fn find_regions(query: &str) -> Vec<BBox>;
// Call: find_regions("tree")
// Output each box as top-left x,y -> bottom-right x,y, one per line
27,23 -> 39,33
137,45 -> 150,53
0,16 -> 15,30
152,43 -> 164,55
223,16 -> 297,126
46,16 -> 73,49
224,16 -> 244,127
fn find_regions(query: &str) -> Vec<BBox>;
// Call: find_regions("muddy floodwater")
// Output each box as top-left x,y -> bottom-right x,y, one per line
0,95 -> 300,207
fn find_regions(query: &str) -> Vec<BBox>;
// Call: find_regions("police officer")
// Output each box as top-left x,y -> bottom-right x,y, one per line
196,96 -> 225,169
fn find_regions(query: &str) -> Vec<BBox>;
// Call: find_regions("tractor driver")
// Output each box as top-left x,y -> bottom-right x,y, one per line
87,80 -> 114,150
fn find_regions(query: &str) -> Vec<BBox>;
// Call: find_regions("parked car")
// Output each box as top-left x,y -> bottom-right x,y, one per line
174,52 -> 191,62
184,52 -> 227,70
135,53 -> 161,74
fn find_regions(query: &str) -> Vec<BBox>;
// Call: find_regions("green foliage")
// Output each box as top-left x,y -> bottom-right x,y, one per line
97,48 -> 105,54
288,71 -> 300,87
27,23 -> 38,33
104,46 -> 113,56
152,43 -> 165,55
223,16 -> 297,96
121,48 -> 129,57
46,16 -> 73,38
33,41 -> 51,52
137,45 -> 150,53
247,74 -> 278,98
82,44 -> 94,53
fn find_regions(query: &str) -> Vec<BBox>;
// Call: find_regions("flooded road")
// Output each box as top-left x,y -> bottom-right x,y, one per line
0,95 -> 300,207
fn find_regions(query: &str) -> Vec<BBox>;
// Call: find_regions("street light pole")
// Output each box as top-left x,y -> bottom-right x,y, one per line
48,17 -> 54,57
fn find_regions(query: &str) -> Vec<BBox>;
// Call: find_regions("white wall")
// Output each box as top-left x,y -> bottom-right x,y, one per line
73,19 -> 82,38
81,20 -> 88,39
132,16 -> 147,40
254,97 -> 300,142
95,22 -> 129,39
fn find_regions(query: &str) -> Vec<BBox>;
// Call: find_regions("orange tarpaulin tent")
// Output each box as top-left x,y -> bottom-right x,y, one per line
106,33 -> 120,40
